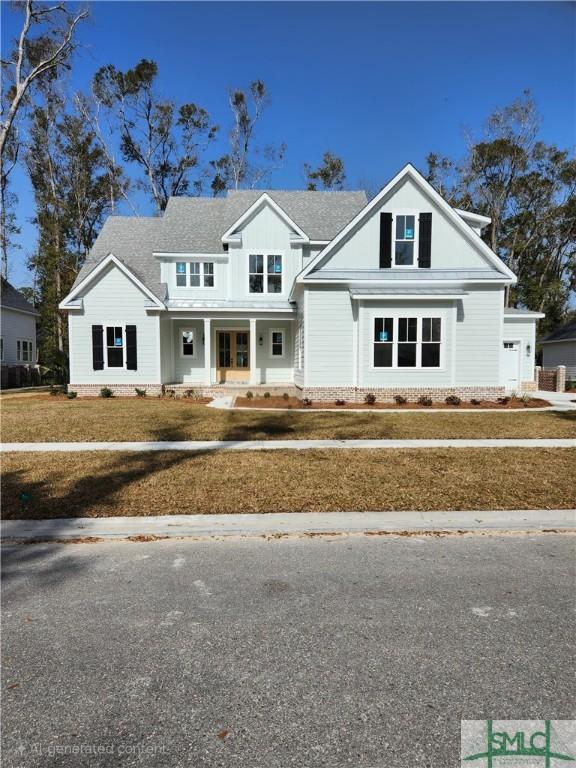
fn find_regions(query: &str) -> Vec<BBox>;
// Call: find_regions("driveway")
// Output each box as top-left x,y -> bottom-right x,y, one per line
2,535 -> 574,767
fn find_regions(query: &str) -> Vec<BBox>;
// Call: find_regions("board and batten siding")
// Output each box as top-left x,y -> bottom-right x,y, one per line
315,176 -> 496,272
358,299 -> 454,388
305,287 -> 354,387
68,263 -> 160,385
1,308 -> 37,365
453,286 -> 504,386
542,340 -> 576,378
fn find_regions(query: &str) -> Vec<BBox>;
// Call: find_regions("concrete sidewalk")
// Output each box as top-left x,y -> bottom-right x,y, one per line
2,437 -> 575,452
2,509 -> 575,541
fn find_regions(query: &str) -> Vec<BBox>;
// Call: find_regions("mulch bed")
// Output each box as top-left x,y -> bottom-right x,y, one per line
235,396 -> 551,410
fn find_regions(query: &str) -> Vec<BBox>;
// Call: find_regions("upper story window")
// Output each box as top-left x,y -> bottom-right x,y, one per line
394,215 -> 417,266
249,254 -> 282,294
176,262 -> 215,288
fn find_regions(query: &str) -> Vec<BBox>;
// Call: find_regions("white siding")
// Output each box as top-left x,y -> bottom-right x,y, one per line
305,287 -> 355,386
542,340 -> 576,378
1,308 -> 37,365
503,316 -> 539,383
69,263 -> 160,385
454,286 -> 504,386
315,176 -> 499,272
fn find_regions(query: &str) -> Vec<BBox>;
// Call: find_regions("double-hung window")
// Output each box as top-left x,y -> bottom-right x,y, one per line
249,254 -> 282,293
394,215 -> 416,266
270,330 -> 284,357
176,262 -> 215,288
373,317 -> 442,368
181,329 -> 195,357
16,339 -> 33,363
106,326 -> 124,367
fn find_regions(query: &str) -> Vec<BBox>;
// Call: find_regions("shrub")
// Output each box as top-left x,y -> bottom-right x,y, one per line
166,389 -> 176,398
135,388 -> 147,397
245,391 -> 254,400
335,399 -> 346,406
394,395 -> 407,405
521,393 -> 531,406
302,398 -> 312,407
183,389 -> 201,399
417,395 -> 433,407
49,384 -> 62,396
470,398 -> 481,406
497,396 -> 510,405
282,392 -> 290,400
99,387 -> 114,398
510,391 -> 519,400
66,391 -> 77,399
263,391 -> 271,399
364,393 -> 377,405
445,395 -> 461,406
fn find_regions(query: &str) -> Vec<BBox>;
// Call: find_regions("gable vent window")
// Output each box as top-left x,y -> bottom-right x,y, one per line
175,262 -> 215,288
395,215 -> 416,266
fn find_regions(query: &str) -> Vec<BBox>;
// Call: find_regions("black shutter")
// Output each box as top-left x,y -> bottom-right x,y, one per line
418,213 -> 432,268
379,212 -> 393,268
92,325 -> 104,370
126,325 -> 137,370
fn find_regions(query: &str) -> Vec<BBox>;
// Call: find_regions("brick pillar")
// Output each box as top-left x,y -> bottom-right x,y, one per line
556,365 -> 566,392
534,365 -> 541,389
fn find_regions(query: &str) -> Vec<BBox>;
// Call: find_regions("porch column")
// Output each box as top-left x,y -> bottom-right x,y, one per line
249,318 -> 257,385
204,318 -> 211,386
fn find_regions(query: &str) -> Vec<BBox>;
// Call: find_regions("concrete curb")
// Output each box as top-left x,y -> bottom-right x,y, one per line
2,438 -> 575,453
2,509 -> 575,542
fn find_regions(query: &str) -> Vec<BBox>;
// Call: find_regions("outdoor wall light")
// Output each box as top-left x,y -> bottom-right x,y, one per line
259,336 -> 264,346
526,344 -> 531,357
202,335 -> 205,345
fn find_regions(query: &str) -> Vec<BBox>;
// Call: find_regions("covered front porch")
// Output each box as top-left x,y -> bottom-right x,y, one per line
160,314 -> 295,387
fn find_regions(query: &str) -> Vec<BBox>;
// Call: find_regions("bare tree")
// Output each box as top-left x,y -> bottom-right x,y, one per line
0,0 -> 88,159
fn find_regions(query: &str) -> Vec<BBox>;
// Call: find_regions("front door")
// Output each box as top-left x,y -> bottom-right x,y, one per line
217,331 -> 250,382
502,341 -> 520,389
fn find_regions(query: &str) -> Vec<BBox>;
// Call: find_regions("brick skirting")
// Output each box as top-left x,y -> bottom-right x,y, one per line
295,386 -> 507,403
69,383 -> 299,398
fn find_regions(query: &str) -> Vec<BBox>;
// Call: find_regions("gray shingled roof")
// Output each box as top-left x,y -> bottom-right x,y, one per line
0,278 -> 39,315
540,320 -> 576,343
72,190 -> 367,301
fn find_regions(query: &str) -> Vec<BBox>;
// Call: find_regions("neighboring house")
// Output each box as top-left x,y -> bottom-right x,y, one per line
540,320 -> 576,381
1,278 -> 39,368
60,163 -> 543,400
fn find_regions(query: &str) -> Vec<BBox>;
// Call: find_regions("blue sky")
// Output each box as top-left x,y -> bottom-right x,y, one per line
2,0 -> 575,288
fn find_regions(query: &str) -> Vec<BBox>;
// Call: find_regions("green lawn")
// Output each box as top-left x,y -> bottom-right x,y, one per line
1,395 -> 575,442
3,448 -> 575,518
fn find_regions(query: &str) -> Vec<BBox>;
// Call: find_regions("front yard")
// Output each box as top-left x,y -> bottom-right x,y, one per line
3,448 -> 575,518
1,395 -> 575,442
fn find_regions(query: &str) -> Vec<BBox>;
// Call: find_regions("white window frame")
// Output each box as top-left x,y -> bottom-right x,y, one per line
175,261 -> 216,289
269,328 -> 285,358
248,252 -> 283,295
371,315 -> 444,370
179,328 -> 196,359
16,338 -> 34,364
104,325 -> 126,370
393,212 -> 419,269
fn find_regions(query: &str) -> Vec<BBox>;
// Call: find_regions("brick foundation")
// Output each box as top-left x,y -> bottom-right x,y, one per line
296,386 -> 507,403
69,383 -> 299,398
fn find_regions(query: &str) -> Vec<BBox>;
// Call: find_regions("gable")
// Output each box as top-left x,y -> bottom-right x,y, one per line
310,175 -> 505,274
235,200 -> 304,251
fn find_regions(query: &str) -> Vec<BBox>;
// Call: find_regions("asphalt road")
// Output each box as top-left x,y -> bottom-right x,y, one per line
2,534 -> 574,767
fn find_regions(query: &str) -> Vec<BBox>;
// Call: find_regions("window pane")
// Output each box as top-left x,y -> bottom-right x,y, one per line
395,241 -> 414,265
267,255 -> 282,274
422,343 -> 440,367
249,274 -> 263,293
374,344 -> 392,367
404,215 -> 415,239
236,333 -> 248,368
268,275 -> 282,293
395,215 -> 405,240
176,262 -> 186,287
114,327 -> 123,347
108,348 -> 123,367
272,331 -> 283,356
250,254 -> 263,273
182,331 -> 194,356
106,327 -> 115,347
374,317 -> 393,342
203,262 -> 214,287
422,318 -> 431,342
176,274 -> 186,287
432,318 -> 441,342
398,343 -> 416,367
398,318 -> 417,342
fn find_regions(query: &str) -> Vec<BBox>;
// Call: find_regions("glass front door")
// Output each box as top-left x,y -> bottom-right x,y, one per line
217,331 -> 250,382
